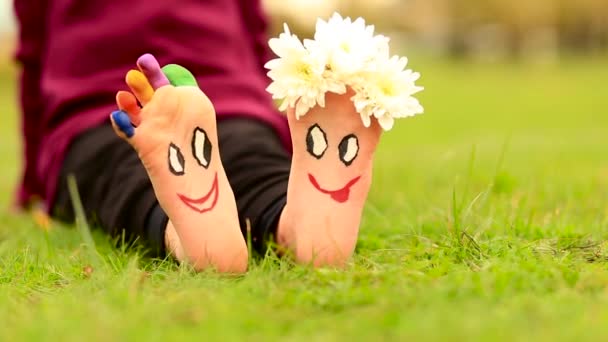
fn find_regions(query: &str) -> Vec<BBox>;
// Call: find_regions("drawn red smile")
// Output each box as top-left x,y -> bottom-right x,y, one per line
177,172 -> 219,213
308,173 -> 361,203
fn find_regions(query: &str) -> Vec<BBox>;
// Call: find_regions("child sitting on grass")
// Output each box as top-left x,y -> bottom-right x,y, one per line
14,0 -> 423,272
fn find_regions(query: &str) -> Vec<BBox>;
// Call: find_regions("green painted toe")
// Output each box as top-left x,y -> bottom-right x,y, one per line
162,64 -> 198,87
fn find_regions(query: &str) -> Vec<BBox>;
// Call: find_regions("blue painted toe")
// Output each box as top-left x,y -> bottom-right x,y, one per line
111,110 -> 134,138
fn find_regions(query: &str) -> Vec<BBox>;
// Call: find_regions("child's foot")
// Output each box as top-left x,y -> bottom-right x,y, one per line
110,54 -> 247,273
277,90 -> 382,267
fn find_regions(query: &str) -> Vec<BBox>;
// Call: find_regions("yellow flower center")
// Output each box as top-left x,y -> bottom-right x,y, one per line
340,42 -> 351,53
379,80 -> 396,97
296,62 -> 313,80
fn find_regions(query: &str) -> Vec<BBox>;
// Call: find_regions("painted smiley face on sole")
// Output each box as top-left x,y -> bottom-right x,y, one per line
277,90 -> 383,267
306,123 -> 362,203
308,173 -> 360,203
167,126 -> 220,214
177,172 -> 219,214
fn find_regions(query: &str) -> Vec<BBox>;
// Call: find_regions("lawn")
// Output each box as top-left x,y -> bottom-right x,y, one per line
0,56 -> 607,341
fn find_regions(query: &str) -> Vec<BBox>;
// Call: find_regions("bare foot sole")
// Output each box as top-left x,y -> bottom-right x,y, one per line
110,54 -> 247,273
277,90 -> 382,267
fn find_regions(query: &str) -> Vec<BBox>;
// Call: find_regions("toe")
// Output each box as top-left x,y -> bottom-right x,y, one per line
110,110 -> 135,140
137,53 -> 171,89
162,64 -> 199,87
116,91 -> 142,126
126,70 -> 154,105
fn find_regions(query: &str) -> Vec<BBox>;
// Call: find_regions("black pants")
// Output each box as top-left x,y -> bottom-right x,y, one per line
53,118 -> 291,254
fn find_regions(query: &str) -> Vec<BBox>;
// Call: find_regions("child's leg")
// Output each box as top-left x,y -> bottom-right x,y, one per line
110,56 -> 247,272
52,56 -> 290,268
277,90 -> 382,267
51,118 -> 288,267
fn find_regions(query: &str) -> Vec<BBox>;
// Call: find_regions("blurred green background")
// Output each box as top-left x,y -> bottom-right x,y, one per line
2,0 -> 608,62
265,0 -> 608,58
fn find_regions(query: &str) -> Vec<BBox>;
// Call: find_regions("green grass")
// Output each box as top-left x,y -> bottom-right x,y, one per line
1,57 -> 607,341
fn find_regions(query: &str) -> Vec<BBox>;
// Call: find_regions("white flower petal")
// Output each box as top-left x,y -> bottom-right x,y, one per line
377,115 -> 395,131
360,112 -> 372,127
265,13 -> 423,128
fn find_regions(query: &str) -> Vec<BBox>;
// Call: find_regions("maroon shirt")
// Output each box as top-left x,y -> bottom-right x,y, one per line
14,0 -> 290,210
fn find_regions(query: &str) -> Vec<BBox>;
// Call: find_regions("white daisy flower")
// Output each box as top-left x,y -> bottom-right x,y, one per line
351,55 -> 424,131
265,24 -> 345,119
307,13 -> 390,79
265,14 -> 424,129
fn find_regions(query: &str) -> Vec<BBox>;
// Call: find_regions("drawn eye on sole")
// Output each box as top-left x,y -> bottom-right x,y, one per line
338,134 -> 359,166
192,127 -> 212,169
306,124 -> 328,159
168,143 -> 185,175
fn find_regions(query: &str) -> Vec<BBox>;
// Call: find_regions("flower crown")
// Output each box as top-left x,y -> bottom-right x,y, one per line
264,13 -> 424,131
